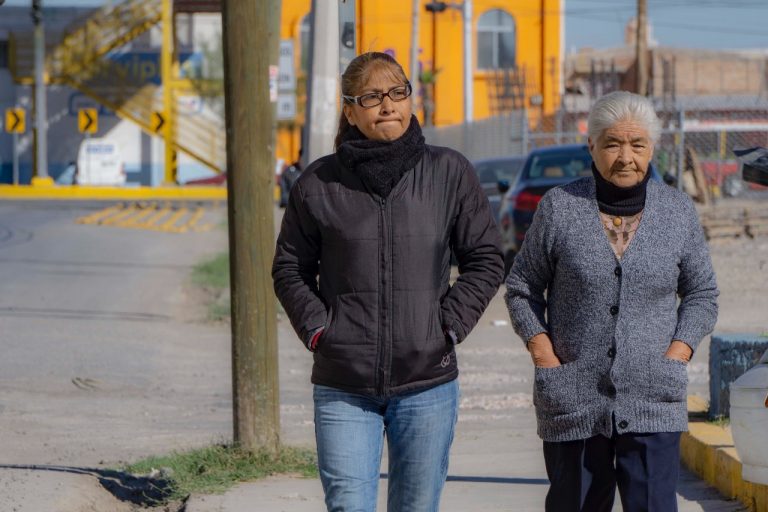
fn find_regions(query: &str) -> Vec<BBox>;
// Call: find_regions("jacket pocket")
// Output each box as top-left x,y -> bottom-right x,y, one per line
315,297 -> 337,351
427,301 -> 445,341
649,356 -> 688,403
533,362 -> 583,415
318,293 -> 373,355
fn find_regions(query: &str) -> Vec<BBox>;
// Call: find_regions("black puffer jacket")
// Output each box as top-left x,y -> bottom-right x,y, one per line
272,145 -> 504,397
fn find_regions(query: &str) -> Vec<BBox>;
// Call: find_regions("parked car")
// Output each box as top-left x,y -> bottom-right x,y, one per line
75,138 -> 126,186
472,155 -> 527,221
497,144 -> 661,272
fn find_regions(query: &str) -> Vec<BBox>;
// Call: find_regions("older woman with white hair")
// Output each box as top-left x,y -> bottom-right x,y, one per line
505,91 -> 719,512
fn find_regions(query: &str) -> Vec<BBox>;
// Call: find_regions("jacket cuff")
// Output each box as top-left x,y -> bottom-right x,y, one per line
671,325 -> 703,353
304,327 -> 324,352
506,299 -> 549,345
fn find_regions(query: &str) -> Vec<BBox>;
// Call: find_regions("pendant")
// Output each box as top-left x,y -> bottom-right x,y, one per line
612,216 -> 622,227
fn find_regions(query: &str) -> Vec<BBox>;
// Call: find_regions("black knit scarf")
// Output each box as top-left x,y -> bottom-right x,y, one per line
336,115 -> 426,198
592,162 -> 651,216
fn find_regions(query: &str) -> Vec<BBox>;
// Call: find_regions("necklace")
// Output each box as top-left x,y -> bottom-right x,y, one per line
601,212 -> 643,258
605,212 -> 641,230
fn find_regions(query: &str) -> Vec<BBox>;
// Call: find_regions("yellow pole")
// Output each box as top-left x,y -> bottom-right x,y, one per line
161,0 -> 177,184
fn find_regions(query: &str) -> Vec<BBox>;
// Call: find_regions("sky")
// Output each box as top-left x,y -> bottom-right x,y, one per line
2,0 -> 767,52
564,0 -> 768,52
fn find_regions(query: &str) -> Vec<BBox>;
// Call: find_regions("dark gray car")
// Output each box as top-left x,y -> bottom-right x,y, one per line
473,156 -> 527,221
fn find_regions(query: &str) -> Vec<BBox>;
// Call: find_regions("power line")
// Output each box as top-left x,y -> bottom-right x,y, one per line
567,0 -> 766,5
566,12 -> 768,37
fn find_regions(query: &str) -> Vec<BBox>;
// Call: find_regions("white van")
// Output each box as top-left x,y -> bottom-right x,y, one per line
75,138 -> 126,186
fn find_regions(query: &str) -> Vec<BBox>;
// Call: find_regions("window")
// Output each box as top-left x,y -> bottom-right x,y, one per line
526,151 -> 593,180
477,9 -> 516,70
300,14 -> 311,74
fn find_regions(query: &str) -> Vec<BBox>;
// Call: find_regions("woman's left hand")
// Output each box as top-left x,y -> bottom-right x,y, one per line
664,340 -> 693,363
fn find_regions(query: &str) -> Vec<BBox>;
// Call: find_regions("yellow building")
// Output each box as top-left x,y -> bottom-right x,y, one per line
278,0 -> 561,163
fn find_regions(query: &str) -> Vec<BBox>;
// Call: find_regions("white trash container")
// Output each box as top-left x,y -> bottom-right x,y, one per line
730,348 -> 768,485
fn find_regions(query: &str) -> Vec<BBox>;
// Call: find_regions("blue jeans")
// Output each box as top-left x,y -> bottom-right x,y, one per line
313,380 -> 459,512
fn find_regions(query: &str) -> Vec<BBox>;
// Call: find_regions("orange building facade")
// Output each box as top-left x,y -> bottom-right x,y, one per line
277,0 -> 561,163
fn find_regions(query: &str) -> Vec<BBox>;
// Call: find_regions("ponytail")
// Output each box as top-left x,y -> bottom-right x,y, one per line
334,111 -> 351,151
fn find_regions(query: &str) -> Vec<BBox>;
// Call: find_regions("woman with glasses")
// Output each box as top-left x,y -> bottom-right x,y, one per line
273,52 -> 503,511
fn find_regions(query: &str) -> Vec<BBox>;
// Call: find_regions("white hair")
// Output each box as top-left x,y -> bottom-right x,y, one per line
587,91 -> 661,143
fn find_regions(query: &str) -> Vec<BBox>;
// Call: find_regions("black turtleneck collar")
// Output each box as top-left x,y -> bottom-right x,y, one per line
336,115 -> 426,198
591,162 -> 651,216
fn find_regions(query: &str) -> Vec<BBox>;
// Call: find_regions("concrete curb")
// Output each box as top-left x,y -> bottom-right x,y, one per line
0,185 -> 226,201
681,417 -> 768,511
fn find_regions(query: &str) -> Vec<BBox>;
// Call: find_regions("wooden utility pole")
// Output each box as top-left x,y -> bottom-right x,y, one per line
222,0 -> 281,454
636,0 -> 648,96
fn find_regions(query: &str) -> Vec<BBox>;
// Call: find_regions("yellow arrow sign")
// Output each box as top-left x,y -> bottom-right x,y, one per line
152,112 -> 165,134
78,108 -> 98,134
4,108 -> 25,134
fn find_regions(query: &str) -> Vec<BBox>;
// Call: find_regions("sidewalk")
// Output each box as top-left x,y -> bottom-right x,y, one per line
185,291 -> 746,512
0,202 -> 756,511
682,416 -> 768,511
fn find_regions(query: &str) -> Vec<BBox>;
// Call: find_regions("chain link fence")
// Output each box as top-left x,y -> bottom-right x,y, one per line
424,96 -> 768,200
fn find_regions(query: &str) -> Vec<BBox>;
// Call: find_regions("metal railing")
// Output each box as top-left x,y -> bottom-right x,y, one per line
425,96 -> 768,199
9,0 -> 226,174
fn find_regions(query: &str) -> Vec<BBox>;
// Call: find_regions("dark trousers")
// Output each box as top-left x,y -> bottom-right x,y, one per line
542,430 -> 681,512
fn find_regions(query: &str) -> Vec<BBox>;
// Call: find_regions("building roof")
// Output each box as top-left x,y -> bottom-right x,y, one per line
566,45 -> 768,75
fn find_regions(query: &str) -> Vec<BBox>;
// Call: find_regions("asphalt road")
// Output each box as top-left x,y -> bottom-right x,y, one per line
0,201 -> 234,467
0,200 -> 755,511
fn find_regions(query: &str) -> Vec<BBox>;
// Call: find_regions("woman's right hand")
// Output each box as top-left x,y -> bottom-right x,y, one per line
527,333 -> 561,368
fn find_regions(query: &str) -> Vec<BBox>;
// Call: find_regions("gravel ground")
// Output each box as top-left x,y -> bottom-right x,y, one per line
1,199 -> 764,511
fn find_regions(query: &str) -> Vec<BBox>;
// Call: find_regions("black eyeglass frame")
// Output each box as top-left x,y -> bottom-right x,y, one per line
342,82 -> 413,109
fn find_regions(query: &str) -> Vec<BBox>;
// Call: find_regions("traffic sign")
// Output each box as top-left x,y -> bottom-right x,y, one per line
4,108 -> 25,134
278,40 -> 296,92
78,108 -> 98,134
152,112 -> 165,133
277,94 -> 296,120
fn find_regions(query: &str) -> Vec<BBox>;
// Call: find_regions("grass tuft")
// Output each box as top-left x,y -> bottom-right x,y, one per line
191,252 -> 231,320
123,444 -> 317,502
191,252 -> 230,290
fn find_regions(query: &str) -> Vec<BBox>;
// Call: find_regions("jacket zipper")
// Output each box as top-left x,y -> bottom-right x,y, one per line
376,197 -> 388,397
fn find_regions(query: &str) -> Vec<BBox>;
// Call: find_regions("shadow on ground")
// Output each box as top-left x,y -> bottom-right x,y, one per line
0,464 -> 185,510
380,472 -> 549,485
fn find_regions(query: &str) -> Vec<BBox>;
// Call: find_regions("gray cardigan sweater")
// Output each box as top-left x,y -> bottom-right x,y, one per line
505,177 -> 718,442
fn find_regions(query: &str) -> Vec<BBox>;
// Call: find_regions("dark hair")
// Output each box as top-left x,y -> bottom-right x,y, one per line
334,52 -> 409,150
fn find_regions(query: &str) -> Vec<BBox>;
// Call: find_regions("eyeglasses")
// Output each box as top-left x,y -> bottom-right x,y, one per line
342,83 -> 412,109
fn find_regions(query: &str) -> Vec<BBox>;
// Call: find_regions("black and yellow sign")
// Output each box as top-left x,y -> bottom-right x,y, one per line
4,108 -> 25,134
152,111 -> 165,134
78,108 -> 98,134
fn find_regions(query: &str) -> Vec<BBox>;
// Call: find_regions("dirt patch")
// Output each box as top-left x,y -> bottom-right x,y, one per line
0,467 -> 185,512
176,279 -> 230,325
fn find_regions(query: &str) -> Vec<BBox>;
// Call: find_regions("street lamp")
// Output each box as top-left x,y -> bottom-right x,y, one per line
425,2 -> 447,80
424,1 -> 473,124
31,0 -> 51,184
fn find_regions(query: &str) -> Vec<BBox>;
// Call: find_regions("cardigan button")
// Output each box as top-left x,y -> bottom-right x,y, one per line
607,347 -> 616,358
614,266 -> 622,277
618,420 -> 629,429
610,305 -> 619,316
